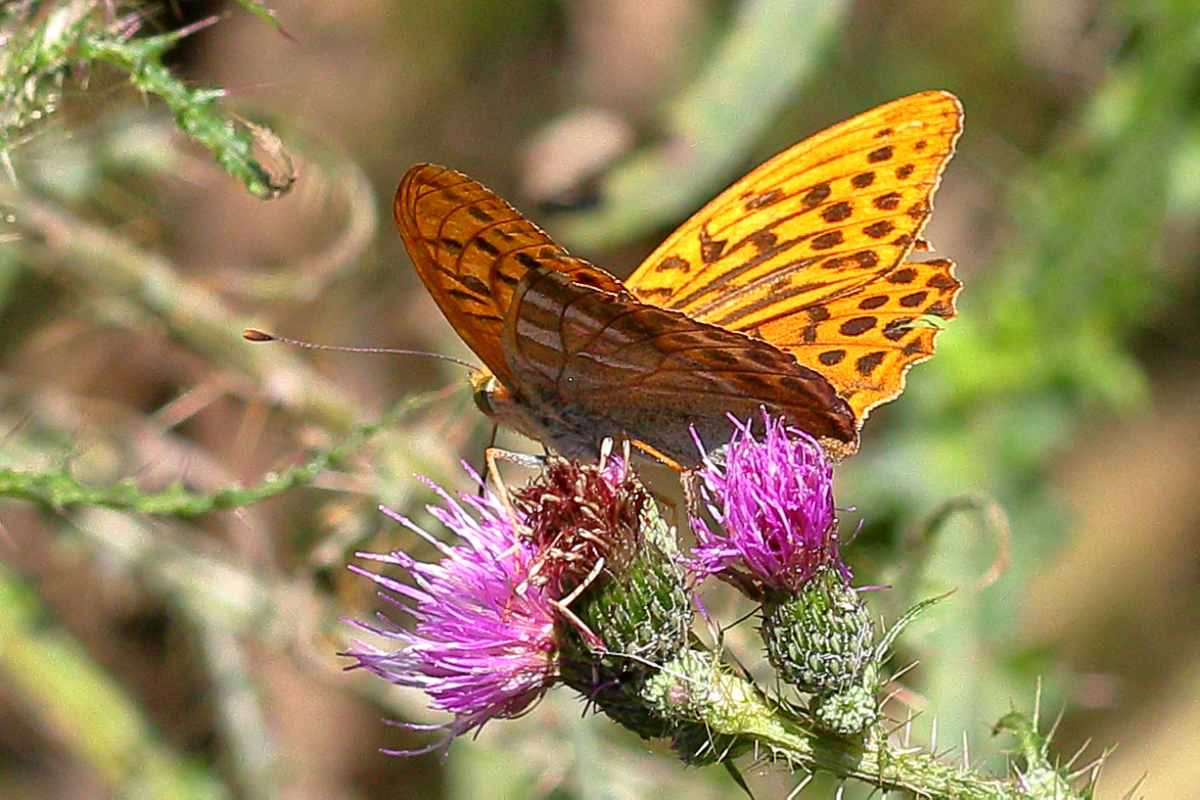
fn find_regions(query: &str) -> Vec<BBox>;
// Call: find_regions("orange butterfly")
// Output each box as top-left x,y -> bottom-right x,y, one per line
395,91 -> 963,467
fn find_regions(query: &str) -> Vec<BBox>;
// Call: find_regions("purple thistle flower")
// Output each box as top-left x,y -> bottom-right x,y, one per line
689,412 -> 846,597
344,471 -> 559,755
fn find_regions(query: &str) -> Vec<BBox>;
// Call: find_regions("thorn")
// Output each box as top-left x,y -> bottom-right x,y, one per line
716,732 -> 738,763
1120,773 -> 1147,800
1033,676 -> 1043,730
890,659 -> 921,683
1012,764 -> 1029,792
1073,745 -> 1115,784
174,12 -> 227,41
786,773 -> 813,800
930,716 -> 938,754
1064,737 -> 1092,771
878,711 -> 907,740
962,730 -> 970,771
1,149 -> 17,185
1047,703 -> 1066,747
1079,755 -> 1110,785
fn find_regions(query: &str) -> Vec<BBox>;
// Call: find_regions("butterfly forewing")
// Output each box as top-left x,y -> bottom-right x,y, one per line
395,165 -> 625,387
625,91 -> 963,419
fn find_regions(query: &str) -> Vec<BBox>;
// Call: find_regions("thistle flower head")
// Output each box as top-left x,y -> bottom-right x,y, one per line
689,412 -> 846,598
511,454 -> 646,598
344,471 -> 559,755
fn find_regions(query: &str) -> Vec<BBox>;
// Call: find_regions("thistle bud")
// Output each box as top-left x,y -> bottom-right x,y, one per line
514,458 -> 694,739
762,568 -> 879,735
689,413 -> 882,734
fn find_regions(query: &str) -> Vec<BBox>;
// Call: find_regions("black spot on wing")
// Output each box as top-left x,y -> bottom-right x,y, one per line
818,349 -> 846,366
863,220 -> 895,239
856,351 -> 885,377
873,192 -> 901,210
851,172 -> 876,188
811,231 -> 844,250
802,183 -> 832,210
868,146 -> 894,163
821,202 -> 853,223
840,317 -> 877,336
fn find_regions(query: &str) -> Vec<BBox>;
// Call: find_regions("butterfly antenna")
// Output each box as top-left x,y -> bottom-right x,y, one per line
243,329 -> 478,370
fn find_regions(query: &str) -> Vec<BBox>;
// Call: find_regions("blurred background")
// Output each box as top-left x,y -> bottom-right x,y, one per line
2,0 -> 1199,797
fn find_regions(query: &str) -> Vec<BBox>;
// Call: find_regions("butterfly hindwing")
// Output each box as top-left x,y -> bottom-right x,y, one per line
504,268 -> 857,462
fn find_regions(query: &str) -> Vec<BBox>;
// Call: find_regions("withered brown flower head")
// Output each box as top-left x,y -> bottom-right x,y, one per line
512,456 -> 649,597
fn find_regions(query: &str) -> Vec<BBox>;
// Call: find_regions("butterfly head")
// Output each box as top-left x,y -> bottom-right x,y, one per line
469,368 -> 503,418
470,369 -> 534,437
470,368 -> 603,460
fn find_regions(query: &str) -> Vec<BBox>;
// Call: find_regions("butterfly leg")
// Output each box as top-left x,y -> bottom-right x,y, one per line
627,438 -> 684,472
549,556 -> 609,651
484,446 -> 545,531
680,468 -> 704,520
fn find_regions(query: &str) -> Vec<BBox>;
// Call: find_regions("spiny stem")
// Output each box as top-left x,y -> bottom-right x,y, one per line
649,651 -> 1085,799
1,0 -> 289,197
0,392 -> 440,517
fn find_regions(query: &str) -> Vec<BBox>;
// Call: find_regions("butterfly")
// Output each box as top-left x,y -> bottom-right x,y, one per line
395,91 -> 963,468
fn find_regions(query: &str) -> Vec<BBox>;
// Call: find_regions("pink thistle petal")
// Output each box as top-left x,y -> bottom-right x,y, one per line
344,476 -> 560,754
689,412 -> 846,595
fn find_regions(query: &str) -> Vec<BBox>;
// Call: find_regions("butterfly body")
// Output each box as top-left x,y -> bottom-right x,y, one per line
396,91 -> 964,466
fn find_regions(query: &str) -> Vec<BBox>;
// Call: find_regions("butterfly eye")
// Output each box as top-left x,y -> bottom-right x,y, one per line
471,378 -> 494,416
471,373 -> 507,417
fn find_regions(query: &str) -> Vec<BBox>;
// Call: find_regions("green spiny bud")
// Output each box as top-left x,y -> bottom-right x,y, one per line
528,460 -> 692,739
811,663 -> 880,735
762,568 -> 880,734
641,650 -> 753,765
563,489 -> 692,663
763,568 -> 875,693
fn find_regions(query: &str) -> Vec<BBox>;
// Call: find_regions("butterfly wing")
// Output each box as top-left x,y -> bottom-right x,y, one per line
749,257 -> 960,418
503,267 -> 858,464
395,164 -> 626,386
625,90 -> 964,421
